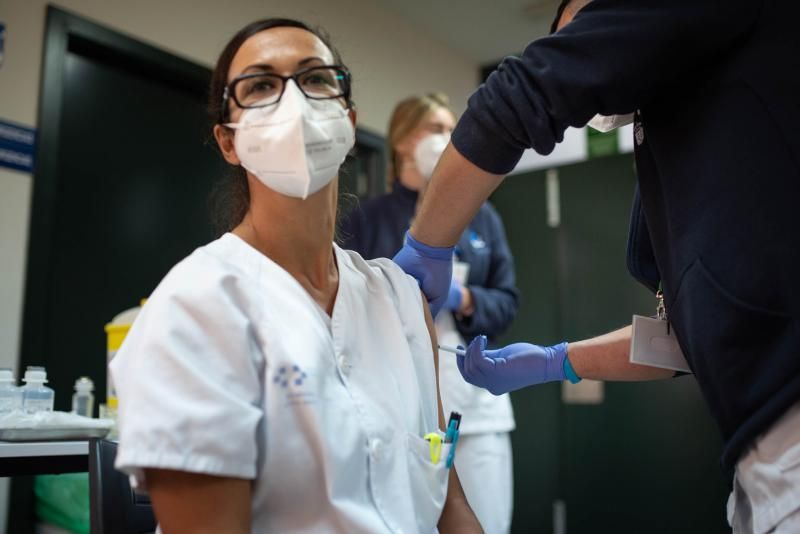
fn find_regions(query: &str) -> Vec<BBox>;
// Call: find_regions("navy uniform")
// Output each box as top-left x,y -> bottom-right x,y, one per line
340,182 -> 519,343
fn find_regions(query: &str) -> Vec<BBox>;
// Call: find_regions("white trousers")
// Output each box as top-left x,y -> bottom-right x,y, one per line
455,432 -> 514,534
728,400 -> 800,533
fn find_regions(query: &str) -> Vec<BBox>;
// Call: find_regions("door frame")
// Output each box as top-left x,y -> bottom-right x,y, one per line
354,127 -> 387,197
13,6 -> 211,532
21,5 -> 211,372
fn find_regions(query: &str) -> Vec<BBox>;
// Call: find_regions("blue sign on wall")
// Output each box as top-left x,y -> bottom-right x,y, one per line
0,118 -> 36,173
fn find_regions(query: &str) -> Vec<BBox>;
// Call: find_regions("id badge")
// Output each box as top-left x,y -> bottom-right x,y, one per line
452,261 -> 470,286
630,315 -> 691,373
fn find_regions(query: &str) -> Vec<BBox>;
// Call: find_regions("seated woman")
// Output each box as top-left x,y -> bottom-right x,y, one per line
110,18 -> 480,533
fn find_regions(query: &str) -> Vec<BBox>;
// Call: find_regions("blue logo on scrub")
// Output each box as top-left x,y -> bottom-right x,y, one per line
469,231 -> 487,250
273,365 -> 308,388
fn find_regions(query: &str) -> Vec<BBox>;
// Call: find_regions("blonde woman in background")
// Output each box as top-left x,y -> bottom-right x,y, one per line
341,93 -> 520,533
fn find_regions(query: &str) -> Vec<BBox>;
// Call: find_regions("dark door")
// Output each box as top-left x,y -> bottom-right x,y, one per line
13,7 -> 221,532
490,154 -> 730,533
22,7 -> 220,416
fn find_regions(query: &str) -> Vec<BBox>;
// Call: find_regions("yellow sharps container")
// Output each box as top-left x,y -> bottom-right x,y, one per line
104,300 -> 146,405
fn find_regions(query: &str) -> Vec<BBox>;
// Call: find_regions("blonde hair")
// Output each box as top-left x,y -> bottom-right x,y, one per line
387,92 -> 453,187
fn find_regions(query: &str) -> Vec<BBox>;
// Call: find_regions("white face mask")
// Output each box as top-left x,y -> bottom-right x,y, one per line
226,81 -> 355,199
587,113 -> 635,133
413,133 -> 450,180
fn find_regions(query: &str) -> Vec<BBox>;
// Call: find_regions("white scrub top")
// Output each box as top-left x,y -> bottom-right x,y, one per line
111,234 -> 450,534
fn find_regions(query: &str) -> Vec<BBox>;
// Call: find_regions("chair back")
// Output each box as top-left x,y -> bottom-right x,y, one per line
88,438 -> 156,534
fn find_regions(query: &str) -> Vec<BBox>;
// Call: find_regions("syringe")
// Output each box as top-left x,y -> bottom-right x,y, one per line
438,344 -> 466,357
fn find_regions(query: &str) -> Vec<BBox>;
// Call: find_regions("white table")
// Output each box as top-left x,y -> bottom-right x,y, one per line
0,440 -> 89,477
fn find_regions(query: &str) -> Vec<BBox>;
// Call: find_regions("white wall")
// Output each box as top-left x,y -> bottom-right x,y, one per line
0,0 -> 477,528
511,124 -> 635,176
0,0 -> 477,131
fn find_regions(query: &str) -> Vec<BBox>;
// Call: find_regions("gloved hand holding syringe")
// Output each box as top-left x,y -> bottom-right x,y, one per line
438,344 -> 466,357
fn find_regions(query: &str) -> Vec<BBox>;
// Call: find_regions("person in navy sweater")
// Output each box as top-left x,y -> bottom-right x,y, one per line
391,1 -> 800,531
341,93 -> 520,533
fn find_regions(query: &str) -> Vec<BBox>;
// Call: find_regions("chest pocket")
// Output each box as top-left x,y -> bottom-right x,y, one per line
406,432 -> 452,532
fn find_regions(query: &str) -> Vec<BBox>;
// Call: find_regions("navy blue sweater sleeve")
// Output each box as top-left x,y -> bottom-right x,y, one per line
456,205 -> 520,339
452,0 -> 761,174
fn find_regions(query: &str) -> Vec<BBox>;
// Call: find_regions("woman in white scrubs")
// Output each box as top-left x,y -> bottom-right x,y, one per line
110,18 -> 481,533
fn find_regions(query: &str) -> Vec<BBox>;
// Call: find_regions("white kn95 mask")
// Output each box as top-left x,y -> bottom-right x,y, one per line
413,133 -> 450,180
226,81 -> 355,199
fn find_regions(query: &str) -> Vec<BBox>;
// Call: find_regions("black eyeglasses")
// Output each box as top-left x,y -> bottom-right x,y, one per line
221,65 -> 351,121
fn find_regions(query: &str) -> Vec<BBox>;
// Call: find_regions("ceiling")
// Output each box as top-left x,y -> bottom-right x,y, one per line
371,0 -> 559,65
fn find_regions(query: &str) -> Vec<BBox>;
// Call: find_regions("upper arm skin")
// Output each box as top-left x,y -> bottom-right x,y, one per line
144,469 -> 251,534
419,290 -> 445,430
420,292 -> 483,534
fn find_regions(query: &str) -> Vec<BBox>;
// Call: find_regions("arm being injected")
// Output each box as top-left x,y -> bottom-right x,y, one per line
421,292 -> 483,533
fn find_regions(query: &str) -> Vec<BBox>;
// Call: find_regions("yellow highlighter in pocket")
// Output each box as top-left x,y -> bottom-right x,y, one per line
424,433 -> 442,464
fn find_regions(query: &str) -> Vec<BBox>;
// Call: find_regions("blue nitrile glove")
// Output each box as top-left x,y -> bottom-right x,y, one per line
456,335 -> 574,395
392,232 -> 454,317
443,279 -> 463,311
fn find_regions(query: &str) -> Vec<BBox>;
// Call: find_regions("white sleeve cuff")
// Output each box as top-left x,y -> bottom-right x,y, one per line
115,449 -> 256,489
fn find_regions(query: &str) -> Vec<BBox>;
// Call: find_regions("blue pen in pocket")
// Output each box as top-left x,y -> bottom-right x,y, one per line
444,411 -> 461,468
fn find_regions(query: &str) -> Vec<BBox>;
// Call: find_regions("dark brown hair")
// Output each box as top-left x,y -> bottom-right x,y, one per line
207,18 -> 350,235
